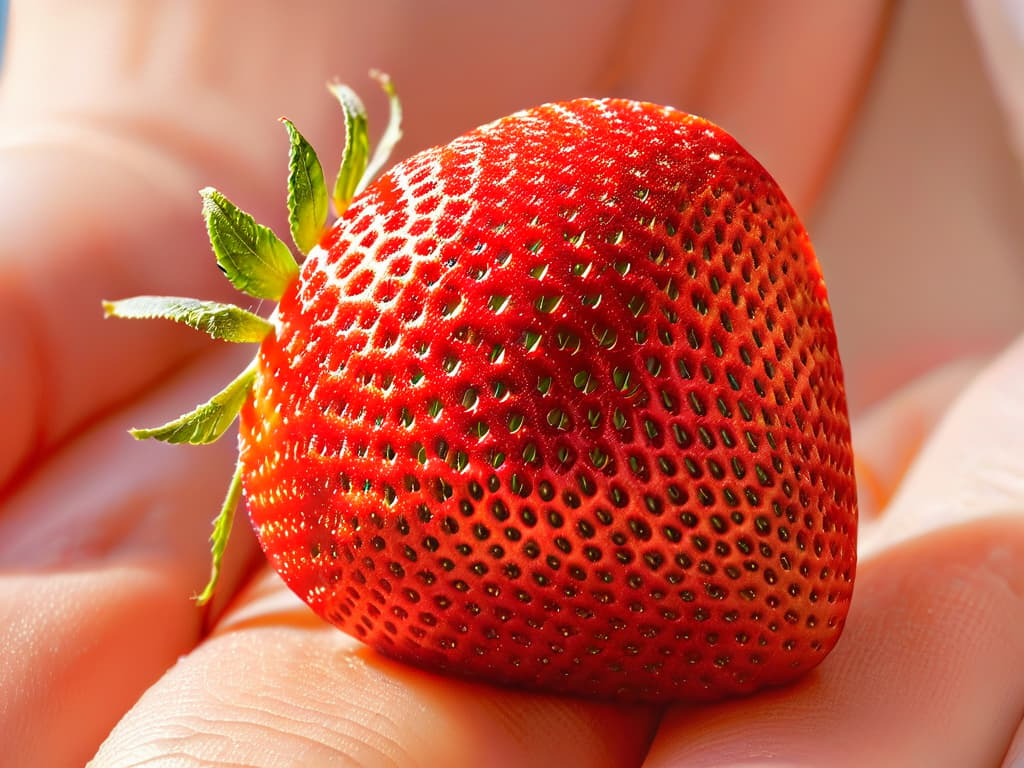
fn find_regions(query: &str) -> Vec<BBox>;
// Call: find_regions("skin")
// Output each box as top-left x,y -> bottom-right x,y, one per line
1,1 -> 1023,765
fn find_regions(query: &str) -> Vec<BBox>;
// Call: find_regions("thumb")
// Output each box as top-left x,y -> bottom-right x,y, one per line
861,332 -> 1024,557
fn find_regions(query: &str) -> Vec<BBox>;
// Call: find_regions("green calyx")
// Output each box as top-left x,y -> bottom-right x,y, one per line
103,74 -> 402,605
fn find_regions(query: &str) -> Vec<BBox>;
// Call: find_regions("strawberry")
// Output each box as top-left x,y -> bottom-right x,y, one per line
106,76 -> 856,702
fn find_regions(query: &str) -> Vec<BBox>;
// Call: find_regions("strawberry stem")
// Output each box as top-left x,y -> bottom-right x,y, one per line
102,296 -> 273,343
105,75 -> 402,607
194,457 -> 244,606
358,71 -> 403,196
328,82 -> 370,216
282,117 -> 329,255
200,187 -> 299,300
129,362 -> 257,445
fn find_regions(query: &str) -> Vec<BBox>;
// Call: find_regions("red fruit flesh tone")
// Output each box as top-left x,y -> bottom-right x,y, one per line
239,99 -> 856,702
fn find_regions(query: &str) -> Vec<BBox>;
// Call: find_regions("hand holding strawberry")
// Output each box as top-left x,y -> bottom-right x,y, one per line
5,3 -> 1024,766
86,344 -> 1024,768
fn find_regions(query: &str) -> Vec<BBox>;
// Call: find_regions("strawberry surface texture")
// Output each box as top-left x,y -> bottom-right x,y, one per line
240,97 -> 857,702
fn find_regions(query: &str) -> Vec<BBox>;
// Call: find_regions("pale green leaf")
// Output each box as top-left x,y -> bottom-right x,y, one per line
103,296 -> 272,343
281,118 -> 328,255
357,71 -> 403,195
130,364 -> 256,444
201,187 -> 299,300
194,460 -> 244,605
327,82 -> 370,215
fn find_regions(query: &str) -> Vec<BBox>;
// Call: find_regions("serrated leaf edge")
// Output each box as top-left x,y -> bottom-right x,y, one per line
194,459 -> 244,605
201,187 -> 299,301
106,74 -> 402,607
357,71 -> 404,196
129,363 -> 256,445
282,118 -> 329,255
328,82 -> 370,216
103,296 -> 273,343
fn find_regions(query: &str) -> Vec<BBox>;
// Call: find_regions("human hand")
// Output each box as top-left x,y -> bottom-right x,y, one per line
3,1 -> 1023,766
24,340 -> 1024,768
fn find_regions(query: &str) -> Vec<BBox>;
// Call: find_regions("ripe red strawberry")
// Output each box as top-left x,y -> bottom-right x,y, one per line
107,77 -> 856,702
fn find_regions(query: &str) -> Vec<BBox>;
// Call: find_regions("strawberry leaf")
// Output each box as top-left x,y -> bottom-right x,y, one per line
130,364 -> 256,444
281,118 -> 328,255
327,82 -> 370,215
103,296 -> 272,343
194,459 -> 243,606
357,71 -> 403,195
201,187 -> 299,300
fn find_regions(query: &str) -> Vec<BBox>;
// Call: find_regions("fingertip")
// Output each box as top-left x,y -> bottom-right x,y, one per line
92,572 -> 661,768
848,354 -> 983,551
864,335 -> 1024,557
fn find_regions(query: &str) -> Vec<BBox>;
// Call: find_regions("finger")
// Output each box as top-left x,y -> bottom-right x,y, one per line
0,131 -> 253,492
2,0 -> 345,489
862,333 -> 1024,557
641,517 -> 1024,768
90,569 -> 660,768
629,0 -> 889,214
0,353 -> 261,767
850,355 -> 981,520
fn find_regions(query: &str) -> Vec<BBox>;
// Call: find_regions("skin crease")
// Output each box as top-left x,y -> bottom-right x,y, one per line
0,0 -> 1022,766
